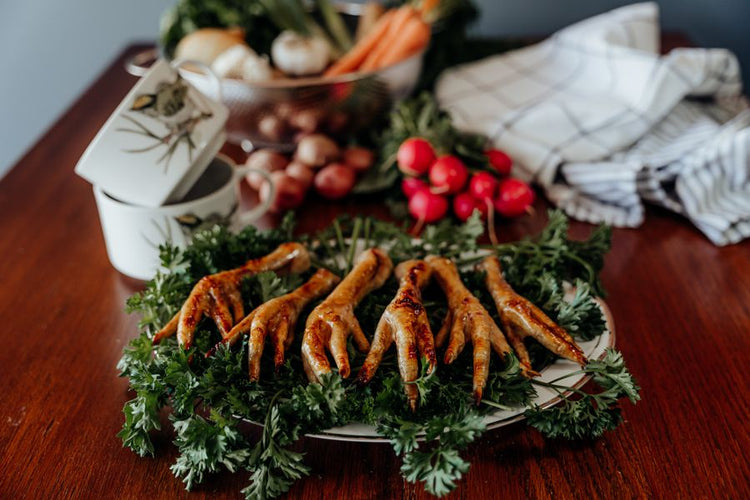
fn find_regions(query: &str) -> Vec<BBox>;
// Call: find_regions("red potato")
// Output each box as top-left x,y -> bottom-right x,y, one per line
296,134 -> 340,168
244,149 -> 289,190
260,171 -> 307,213
314,163 -> 356,199
325,111 -> 349,134
285,161 -> 315,189
257,115 -> 286,142
343,146 -> 375,172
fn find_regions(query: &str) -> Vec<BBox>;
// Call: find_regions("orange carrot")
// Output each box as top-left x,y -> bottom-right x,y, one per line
420,0 -> 440,16
359,6 -> 418,72
372,16 -> 430,70
324,9 -> 397,77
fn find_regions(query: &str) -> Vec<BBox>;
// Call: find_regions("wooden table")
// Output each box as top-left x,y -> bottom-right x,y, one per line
1,43 -> 748,499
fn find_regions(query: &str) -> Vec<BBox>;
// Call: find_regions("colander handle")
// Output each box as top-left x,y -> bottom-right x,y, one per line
124,48 -> 159,77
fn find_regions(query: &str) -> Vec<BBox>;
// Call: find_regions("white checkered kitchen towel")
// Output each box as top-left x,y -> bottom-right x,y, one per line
436,2 -> 750,245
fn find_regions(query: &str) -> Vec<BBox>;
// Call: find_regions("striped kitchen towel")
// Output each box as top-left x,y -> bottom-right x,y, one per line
435,2 -> 750,245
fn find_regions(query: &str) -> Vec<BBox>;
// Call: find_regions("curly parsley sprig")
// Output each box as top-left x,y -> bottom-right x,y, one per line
117,211 -> 637,498
525,349 -> 640,439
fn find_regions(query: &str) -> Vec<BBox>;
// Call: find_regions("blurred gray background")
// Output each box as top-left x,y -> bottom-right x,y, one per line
1,0 -> 748,179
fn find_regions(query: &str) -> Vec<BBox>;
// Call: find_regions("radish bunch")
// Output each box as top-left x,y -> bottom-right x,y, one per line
244,133 -> 375,212
397,138 -> 534,228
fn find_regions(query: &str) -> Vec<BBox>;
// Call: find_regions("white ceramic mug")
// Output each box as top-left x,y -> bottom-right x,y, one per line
94,153 -> 273,280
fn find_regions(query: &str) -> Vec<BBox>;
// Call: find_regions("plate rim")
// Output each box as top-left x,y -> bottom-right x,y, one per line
305,296 -> 616,443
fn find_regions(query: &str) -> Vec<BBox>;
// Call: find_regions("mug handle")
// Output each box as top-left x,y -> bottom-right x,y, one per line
231,166 -> 275,230
171,58 -> 223,102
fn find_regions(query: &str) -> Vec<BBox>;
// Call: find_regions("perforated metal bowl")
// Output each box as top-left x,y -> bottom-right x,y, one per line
128,3 -> 425,151
182,47 -> 424,151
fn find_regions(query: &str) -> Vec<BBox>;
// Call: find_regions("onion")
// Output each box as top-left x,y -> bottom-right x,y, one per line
257,115 -> 286,142
175,28 -> 246,66
285,161 -> 315,189
260,171 -> 307,213
244,149 -> 289,190
343,147 -> 375,172
295,134 -> 340,168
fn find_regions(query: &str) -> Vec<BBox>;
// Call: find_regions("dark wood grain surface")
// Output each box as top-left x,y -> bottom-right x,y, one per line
1,41 -> 749,499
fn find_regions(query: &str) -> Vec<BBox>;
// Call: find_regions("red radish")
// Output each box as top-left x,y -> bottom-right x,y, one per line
343,146 -> 375,172
474,196 -> 491,218
453,192 -> 490,221
285,161 -> 315,189
453,192 -> 480,222
468,172 -> 498,201
244,149 -> 289,191
486,149 -> 513,176
260,171 -> 306,213
408,189 -> 448,223
401,177 -> 428,199
429,155 -> 468,194
314,163 -> 356,199
397,138 -> 435,176
494,178 -> 535,217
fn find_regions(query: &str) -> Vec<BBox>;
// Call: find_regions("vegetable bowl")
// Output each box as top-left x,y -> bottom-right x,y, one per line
128,2 -> 427,151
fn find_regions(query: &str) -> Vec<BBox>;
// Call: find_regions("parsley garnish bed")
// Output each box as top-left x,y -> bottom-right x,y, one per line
117,210 -> 638,498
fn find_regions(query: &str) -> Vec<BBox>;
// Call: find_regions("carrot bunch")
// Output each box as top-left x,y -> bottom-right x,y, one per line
324,3 -> 432,77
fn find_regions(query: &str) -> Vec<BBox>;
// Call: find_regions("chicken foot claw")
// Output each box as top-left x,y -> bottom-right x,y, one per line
426,255 -> 513,405
302,248 -> 393,382
480,256 -> 587,373
153,242 -> 311,349
358,260 -> 436,411
208,268 -> 340,380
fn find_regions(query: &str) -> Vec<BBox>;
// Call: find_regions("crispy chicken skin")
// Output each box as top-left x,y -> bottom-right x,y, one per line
426,255 -> 514,405
209,268 -> 340,380
358,259 -> 437,411
153,242 -> 311,348
301,248 -> 393,382
479,256 -> 587,373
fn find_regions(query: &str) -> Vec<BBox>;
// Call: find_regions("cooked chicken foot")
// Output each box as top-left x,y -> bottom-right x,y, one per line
426,255 -> 513,405
480,256 -> 587,374
208,268 -> 340,380
358,260 -> 436,411
153,242 -> 311,348
302,248 -> 393,382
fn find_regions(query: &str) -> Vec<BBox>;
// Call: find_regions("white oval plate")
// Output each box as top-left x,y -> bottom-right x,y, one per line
307,296 -> 615,443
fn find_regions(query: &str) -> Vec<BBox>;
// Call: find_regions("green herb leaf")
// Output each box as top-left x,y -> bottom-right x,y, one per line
170,411 -> 251,490
525,348 -> 640,440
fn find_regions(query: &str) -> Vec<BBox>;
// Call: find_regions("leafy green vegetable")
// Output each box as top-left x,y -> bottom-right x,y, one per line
118,211 -> 637,497
525,349 -> 640,440
495,209 -> 612,297
357,92 -> 493,195
171,411 -> 252,490
159,0 -> 279,59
